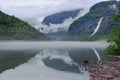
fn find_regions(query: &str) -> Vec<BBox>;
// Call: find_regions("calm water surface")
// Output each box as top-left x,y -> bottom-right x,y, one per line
0,41 -> 110,80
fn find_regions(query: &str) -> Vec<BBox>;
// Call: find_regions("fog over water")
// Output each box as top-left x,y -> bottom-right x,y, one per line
0,41 -> 108,50
0,41 -> 109,80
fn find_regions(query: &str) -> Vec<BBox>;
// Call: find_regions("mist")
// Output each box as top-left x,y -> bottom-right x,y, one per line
36,9 -> 89,33
0,41 -> 108,50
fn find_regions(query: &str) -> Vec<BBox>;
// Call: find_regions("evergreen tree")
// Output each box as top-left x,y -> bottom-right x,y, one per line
106,14 -> 120,55
0,11 -> 47,40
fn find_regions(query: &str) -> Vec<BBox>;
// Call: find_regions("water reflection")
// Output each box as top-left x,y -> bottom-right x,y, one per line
0,48 -> 112,74
0,49 -> 90,80
41,50 -> 80,73
69,48 -> 99,64
0,50 -> 38,73
0,41 -> 111,80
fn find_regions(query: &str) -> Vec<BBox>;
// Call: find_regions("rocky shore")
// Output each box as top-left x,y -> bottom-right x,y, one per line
80,56 -> 120,80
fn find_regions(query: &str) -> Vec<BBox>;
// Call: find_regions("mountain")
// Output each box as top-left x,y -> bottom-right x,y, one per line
66,1 -> 120,40
42,9 -> 80,26
38,9 -> 81,33
0,11 -> 47,40
38,9 -> 82,39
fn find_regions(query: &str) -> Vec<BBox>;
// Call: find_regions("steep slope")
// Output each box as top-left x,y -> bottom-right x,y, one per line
37,9 -> 82,40
42,9 -> 80,26
0,11 -> 47,40
66,1 -> 120,40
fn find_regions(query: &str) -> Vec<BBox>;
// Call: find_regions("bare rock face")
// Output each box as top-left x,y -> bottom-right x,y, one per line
66,1 -> 120,40
42,9 -> 80,26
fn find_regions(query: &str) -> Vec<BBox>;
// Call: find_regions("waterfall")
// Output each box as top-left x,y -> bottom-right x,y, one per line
92,48 -> 101,61
91,17 -> 103,36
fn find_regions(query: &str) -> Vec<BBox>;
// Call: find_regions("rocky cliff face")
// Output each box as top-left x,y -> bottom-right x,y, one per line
42,9 -> 80,26
66,1 -> 120,40
38,9 -> 81,40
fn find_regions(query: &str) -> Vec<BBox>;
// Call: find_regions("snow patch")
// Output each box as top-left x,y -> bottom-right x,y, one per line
36,9 -> 89,33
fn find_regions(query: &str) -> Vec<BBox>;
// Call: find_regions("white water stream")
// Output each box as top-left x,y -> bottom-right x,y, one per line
91,17 -> 103,36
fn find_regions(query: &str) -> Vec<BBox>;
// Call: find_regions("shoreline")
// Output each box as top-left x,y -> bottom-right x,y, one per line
80,56 -> 120,80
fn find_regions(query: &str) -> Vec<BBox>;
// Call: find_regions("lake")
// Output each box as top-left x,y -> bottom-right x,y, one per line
0,41 -> 110,80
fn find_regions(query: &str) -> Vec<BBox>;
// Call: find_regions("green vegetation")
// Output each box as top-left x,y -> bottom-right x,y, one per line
0,11 -> 47,40
67,1 -> 117,41
106,14 -> 120,55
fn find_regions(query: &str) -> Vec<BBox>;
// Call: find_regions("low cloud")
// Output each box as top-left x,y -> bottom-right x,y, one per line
0,0 -> 109,23
36,9 -> 89,33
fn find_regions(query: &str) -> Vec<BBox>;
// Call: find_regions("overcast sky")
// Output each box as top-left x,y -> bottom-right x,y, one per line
0,0 -> 64,18
0,0 -> 110,23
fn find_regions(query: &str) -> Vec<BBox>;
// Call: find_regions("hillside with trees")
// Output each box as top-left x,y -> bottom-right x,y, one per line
0,11 -> 47,40
106,14 -> 120,55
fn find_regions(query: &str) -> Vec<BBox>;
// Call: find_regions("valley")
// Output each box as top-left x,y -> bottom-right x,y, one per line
0,0 -> 120,80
